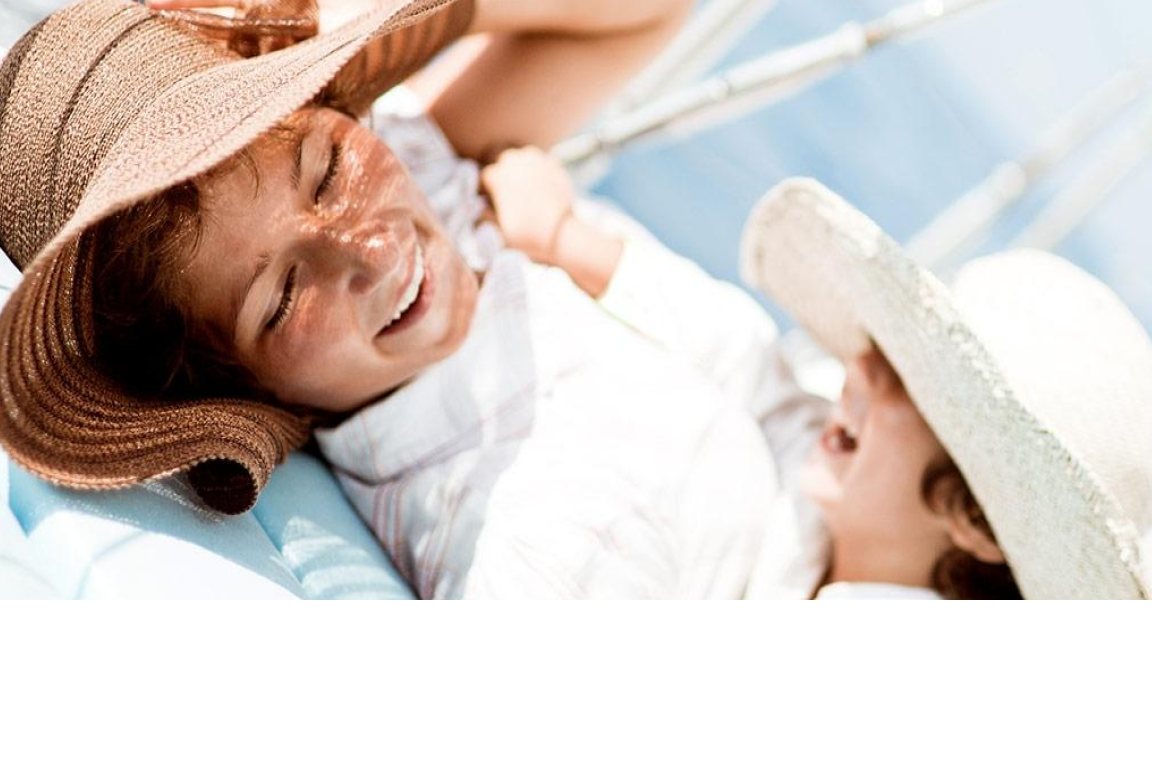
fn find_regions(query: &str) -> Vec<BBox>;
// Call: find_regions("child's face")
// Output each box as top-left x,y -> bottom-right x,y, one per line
801,347 -> 955,567
177,106 -> 479,411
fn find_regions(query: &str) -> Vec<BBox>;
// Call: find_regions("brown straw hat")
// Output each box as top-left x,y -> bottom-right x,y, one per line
0,0 -> 474,513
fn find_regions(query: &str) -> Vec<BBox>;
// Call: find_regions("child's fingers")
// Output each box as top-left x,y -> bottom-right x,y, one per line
478,162 -> 507,197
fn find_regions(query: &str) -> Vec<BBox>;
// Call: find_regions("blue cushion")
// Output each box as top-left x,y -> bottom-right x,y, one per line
252,452 -> 414,599
6,451 -> 414,599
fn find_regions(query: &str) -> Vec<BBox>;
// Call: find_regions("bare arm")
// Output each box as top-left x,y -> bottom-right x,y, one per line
410,0 -> 694,161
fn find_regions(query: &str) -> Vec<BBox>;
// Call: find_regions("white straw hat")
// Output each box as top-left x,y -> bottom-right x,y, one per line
740,178 -> 1152,599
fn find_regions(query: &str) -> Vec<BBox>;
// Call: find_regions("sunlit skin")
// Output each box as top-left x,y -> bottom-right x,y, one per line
801,347 -> 1005,588
177,106 -> 479,412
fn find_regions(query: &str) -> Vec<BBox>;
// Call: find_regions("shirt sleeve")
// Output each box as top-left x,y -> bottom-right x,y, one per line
584,198 -> 830,484
595,220 -> 783,395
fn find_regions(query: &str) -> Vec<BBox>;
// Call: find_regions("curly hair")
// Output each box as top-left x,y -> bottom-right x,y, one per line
922,458 -> 1021,599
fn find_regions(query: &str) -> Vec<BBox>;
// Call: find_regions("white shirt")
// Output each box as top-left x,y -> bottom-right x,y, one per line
316,96 -> 928,599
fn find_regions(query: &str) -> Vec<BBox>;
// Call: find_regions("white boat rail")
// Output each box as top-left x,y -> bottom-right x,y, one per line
907,64 -> 1152,267
554,0 -> 1003,168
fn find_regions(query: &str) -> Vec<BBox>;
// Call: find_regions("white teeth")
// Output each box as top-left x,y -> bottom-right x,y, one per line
382,242 -> 425,329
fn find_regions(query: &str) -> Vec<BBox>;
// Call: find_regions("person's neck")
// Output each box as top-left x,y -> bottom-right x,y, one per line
826,537 -> 937,590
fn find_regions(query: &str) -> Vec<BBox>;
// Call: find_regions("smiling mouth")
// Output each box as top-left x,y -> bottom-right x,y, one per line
378,240 -> 426,334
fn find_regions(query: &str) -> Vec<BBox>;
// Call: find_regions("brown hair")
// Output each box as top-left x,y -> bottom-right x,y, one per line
922,459 -> 1021,599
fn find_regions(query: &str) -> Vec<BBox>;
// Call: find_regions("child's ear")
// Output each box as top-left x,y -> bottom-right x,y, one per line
943,512 -> 1005,565
924,461 -> 1006,565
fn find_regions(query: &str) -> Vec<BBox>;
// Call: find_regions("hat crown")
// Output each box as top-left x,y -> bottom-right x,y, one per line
0,0 -> 224,267
952,251 -> 1152,553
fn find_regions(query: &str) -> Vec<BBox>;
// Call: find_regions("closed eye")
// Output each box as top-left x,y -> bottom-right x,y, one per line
266,265 -> 297,332
262,137 -> 335,335
315,141 -> 341,203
